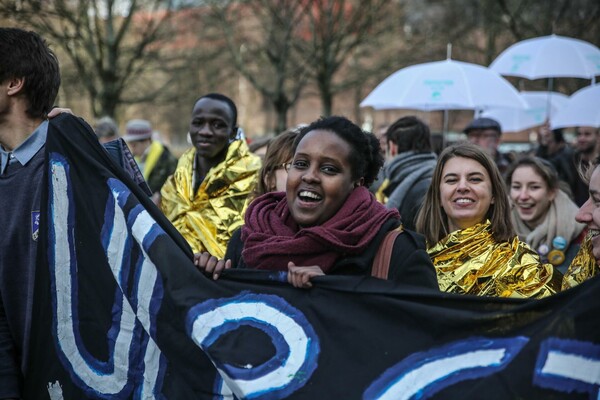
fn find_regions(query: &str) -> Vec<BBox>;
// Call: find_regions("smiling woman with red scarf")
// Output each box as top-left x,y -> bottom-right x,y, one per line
195,116 -> 439,290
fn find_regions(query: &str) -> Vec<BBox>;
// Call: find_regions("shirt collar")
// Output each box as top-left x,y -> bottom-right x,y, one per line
0,148 -> 10,175
0,120 -> 48,175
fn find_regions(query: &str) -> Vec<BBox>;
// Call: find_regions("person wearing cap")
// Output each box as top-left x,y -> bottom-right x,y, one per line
94,116 -> 119,143
124,119 -> 178,203
160,93 -> 261,257
463,117 -> 513,177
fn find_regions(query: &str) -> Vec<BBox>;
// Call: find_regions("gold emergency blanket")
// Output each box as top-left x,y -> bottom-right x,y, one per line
428,221 -> 562,299
160,140 -> 261,257
562,231 -> 599,290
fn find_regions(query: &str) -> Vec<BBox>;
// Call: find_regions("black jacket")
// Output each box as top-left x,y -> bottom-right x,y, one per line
383,178 -> 431,232
146,145 -> 178,194
225,219 -> 439,290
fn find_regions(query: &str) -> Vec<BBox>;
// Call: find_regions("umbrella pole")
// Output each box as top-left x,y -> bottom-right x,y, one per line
442,109 -> 449,148
443,42 -> 452,149
546,78 -> 554,120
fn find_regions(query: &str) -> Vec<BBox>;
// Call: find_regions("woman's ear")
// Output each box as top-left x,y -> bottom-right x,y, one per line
263,173 -> 273,192
354,177 -> 365,188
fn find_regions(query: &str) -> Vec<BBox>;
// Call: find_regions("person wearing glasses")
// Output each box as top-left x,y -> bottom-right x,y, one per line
254,127 -> 301,196
195,116 -> 439,290
464,117 -> 513,178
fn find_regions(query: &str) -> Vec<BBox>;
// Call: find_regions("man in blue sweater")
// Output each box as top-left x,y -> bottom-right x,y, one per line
0,28 -> 61,399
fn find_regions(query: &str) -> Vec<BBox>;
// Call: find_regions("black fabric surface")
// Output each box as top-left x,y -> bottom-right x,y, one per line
24,114 -> 600,399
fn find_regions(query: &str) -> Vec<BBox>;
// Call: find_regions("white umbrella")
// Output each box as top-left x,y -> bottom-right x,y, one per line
480,91 -> 569,132
360,59 -> 528,111
490,34 -> 600,80
551,85 -> 600,129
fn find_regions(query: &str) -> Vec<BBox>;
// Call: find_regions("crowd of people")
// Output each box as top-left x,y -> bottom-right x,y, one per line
1,27 -> 599,398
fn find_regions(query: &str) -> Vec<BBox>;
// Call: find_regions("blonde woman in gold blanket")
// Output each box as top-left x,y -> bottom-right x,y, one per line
415,142 -> 562,298
507,157 -> 586,274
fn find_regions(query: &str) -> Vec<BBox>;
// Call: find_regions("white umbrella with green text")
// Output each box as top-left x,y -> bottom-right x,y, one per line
490,34 -> 600,81
360,58 -> 527,137
361,58 -> 527,112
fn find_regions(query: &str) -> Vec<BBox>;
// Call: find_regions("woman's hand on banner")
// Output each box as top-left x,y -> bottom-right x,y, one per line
194,252 -> 231,280
287,262 -> 325,289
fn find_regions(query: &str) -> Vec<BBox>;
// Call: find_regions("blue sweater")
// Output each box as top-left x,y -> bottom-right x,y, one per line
0,148 -> 44,398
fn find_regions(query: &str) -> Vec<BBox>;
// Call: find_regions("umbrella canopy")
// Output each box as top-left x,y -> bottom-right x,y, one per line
480,91 -> 569,132
551,85 -> 600,129
490,34 -> 600,80
360,59 -> 527,111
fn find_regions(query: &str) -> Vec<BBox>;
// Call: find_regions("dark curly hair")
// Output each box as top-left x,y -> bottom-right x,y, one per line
294,116 -> 383,188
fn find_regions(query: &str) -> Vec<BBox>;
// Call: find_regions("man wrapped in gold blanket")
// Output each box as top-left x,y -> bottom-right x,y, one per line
161,93 -> 261,257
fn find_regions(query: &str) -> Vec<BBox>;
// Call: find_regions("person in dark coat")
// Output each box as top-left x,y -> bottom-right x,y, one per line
572,126 -> 600,206
536,126 -> 578,201
375,116 -> 437,231
195,116 -> 439,290
123,119 -> 178,204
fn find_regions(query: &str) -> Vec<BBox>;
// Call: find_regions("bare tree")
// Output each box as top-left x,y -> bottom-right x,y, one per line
205,0 -> 312,133
297,0 -> 402,116
493,0 -> 600,42
0,0 -> 179,118
450,0 -> 600,92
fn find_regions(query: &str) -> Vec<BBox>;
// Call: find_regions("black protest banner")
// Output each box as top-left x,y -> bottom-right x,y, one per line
25,114 -> 600,399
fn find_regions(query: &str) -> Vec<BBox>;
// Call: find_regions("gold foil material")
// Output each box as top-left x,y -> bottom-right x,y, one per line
160,140 -> 261,257
427,221 -> 562,299
375,178 -> 390,204
561,232 -> 599,290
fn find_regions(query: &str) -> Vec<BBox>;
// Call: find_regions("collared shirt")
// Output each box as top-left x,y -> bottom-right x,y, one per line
0,120 -> 48,175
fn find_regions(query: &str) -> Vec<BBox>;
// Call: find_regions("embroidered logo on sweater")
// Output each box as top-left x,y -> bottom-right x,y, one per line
32,210 -> 40,241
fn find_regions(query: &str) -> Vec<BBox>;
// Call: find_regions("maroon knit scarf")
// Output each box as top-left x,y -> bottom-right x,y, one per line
241,187 -> 400,272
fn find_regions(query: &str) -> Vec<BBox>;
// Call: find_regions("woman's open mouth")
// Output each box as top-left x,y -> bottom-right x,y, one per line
298,190 -> 322,202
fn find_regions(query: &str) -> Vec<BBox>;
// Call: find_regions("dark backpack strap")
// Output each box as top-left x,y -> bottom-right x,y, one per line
371,226 -> 404,279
